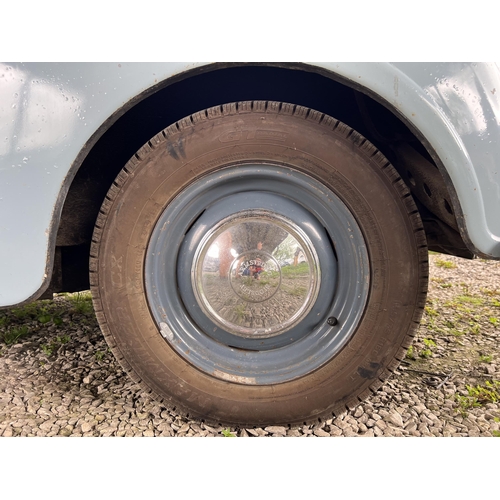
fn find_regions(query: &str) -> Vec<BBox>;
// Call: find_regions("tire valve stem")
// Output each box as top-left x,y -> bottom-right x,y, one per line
159,322 -> 175,341
327,317 -> 338,326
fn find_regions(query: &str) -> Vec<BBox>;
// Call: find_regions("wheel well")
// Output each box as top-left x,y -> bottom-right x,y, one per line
50,64 -> 471,294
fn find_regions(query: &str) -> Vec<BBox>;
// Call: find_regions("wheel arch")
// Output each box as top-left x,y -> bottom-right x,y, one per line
49,63 -> 470,295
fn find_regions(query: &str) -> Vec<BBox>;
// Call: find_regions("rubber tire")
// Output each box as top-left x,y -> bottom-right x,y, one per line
90,101 -> 428,426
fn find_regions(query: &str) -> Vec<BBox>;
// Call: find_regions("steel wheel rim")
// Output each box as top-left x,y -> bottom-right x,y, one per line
145,164 -> 370,385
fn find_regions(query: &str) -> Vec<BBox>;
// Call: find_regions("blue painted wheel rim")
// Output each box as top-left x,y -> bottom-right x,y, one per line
145,164 -> 369,385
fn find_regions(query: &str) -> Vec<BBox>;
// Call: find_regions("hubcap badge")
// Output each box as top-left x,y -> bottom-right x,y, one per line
229,251 -> 280,303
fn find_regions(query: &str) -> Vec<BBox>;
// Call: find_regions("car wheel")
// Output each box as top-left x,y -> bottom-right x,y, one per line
90,101 -> 428,426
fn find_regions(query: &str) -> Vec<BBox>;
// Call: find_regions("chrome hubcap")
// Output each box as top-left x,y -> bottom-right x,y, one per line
192,211 -> 321,338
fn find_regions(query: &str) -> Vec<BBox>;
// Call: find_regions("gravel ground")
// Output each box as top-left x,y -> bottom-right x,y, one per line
1,253 -> 499,437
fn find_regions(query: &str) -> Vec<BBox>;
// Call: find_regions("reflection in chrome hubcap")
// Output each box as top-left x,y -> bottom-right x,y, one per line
192,211 -> 321,338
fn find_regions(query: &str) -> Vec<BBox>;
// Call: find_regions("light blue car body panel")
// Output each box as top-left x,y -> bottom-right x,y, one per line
1,62 -> 500,307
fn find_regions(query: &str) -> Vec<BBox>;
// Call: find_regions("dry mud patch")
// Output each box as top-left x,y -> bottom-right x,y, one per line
0,253 -> 499,437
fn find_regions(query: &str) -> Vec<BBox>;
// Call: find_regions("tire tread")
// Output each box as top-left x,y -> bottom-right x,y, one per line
90,100 -> 428,426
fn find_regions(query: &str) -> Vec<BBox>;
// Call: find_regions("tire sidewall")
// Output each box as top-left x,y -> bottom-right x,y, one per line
95,110 -> 422,424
